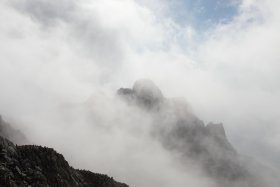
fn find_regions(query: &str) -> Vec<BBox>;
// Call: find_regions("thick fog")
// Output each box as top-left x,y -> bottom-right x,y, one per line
0,0 -> 280,186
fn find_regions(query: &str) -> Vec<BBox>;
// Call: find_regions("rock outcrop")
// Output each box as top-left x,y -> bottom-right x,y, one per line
0,118 -> 128,187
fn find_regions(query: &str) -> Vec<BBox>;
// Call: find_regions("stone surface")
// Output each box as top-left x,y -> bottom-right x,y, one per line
0,117 -> 128,187
0,136 -> 128,187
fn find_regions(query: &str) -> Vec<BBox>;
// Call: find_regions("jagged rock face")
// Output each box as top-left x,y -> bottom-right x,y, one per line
0,136 -> 128,187
118,80 -> 251,184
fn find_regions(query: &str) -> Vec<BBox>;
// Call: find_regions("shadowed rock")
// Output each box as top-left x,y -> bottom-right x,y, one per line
0,135 -> 128,187
0,116 -> 128,187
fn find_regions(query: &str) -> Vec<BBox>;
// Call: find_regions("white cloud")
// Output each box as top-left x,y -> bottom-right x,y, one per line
0,0 -> 280,186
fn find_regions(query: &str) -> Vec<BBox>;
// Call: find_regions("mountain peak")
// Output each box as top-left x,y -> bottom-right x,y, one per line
133,79 -> 163,100
117,80 -> 251,183
118,79 -> 163,109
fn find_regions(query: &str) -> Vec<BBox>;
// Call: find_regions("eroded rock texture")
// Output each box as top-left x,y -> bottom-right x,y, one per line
0,118 -> 128,187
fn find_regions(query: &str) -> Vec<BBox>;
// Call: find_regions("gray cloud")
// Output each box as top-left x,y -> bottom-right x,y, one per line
0,0 -> 280,186
11,0 -> 76,25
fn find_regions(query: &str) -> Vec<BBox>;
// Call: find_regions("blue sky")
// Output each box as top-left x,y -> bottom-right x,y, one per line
171,0 -> 239,29
1,0 -> 280,184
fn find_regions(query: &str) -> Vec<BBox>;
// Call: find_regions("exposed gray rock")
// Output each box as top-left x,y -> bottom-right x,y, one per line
0,113 -> 128,187
0,135 -> 128,187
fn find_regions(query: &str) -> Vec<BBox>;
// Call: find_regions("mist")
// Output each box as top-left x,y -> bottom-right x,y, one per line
0,0 -> 280,186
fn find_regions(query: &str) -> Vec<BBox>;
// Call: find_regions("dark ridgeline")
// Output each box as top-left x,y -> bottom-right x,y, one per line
0,117 -> 128,187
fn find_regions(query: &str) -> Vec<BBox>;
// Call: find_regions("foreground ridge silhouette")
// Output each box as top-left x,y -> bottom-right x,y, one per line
0,117 -> 128,187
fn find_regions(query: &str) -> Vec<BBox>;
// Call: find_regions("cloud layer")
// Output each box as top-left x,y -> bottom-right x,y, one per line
0,0 -> 280,186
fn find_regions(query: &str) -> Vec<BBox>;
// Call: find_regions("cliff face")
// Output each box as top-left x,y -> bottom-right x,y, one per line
0,118 -> 128,187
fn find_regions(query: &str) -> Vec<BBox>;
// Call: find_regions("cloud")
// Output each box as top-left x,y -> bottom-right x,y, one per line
11,0 -> 76,25
0,0 -> 280,186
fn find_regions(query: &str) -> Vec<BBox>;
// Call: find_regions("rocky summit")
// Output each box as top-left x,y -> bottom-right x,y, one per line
118,79 -> 269,186
0,117 -> 128,187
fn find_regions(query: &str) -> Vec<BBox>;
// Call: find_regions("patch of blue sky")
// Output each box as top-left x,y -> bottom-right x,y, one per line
171,0 -> 240,30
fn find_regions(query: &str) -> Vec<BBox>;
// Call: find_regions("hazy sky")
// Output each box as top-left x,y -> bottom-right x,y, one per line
0,0 -> 280,186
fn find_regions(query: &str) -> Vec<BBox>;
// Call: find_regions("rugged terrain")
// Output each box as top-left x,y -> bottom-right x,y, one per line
0,79 -> 279,187
0,117 -> 128,187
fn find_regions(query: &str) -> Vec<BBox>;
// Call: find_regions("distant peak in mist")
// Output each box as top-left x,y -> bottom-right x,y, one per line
118,79 -> 163,110
133,79 -> 163,100
116,79 -> 279,187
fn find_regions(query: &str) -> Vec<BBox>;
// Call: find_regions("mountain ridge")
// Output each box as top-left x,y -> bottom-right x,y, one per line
117,79 -> 276,187
0,117 -> 129,187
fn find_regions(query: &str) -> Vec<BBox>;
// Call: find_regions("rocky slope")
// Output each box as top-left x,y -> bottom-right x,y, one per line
0,117 -> 128,187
